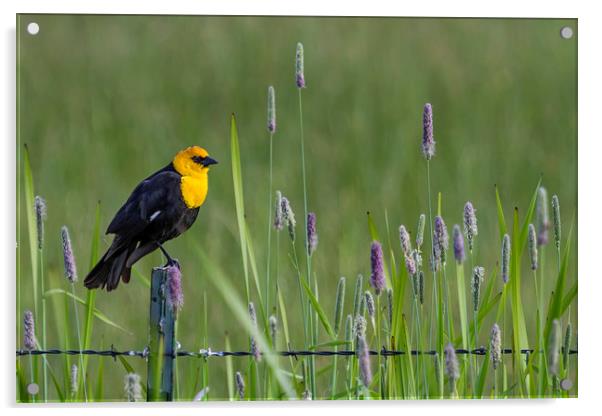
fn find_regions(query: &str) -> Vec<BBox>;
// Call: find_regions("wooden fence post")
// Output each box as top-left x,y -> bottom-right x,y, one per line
147,266 -> 176,401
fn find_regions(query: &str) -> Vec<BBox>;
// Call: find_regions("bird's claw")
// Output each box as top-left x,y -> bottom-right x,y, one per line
165,258 -> 180,270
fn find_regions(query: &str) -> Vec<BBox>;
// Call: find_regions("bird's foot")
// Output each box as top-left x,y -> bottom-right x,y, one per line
165,258 -> 180,270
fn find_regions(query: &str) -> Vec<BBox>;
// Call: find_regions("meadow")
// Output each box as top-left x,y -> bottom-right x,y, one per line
16,15 -> 577,401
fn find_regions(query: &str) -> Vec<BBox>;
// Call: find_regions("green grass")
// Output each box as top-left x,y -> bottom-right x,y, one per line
16,15 -> 576,401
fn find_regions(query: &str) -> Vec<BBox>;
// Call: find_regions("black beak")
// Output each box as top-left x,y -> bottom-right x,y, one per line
201,157 -> 218,167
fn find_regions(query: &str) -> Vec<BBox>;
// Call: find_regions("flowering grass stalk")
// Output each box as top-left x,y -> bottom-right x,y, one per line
61,226 -> 87,402
34,195 -> 48,401
265,86 -> 276,324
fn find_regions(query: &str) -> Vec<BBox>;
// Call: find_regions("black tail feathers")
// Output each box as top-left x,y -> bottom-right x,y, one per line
84,244 -> 133,292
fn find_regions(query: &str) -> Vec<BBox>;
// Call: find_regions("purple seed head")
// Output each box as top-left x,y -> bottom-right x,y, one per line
248,302 -> 261,362
295,42 -> 306,88
267,85 -> 276,133
357,335 -> 372,387
61,226 -> 78,283
370,241 -> 386,295
421,103 -> 435,160
307,212 -> 318,256
124,373 -> 142,402
281,196 -> 296,242
536,187 -> 550,246
23,310 -> 36,350
463,201 -> 478,251
433,216 -> 449,267
528,223 -> 538,270
353,314 -> 367,340
444,342 -> 459,381
399,225 -> 411,256
453,224 -> 465,264
235,371 -> 245,399
501,234 -> 511,284
166,265 -> 184,314
490,323 -> 502,370
405,254 -> 416,276
274,191 -> 284,231
34,195 -> 47,249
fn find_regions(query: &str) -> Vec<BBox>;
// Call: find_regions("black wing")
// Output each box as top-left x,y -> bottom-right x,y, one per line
106,170 -> 182,240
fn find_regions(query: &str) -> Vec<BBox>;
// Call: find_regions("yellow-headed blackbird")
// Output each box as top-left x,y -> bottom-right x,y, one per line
84,146 -> 217,291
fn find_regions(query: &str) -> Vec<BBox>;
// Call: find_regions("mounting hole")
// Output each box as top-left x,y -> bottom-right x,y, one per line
27,22 -> 40,35
560,378 -> 573,391
27,383 -> 39,395
560,26 -> 573,39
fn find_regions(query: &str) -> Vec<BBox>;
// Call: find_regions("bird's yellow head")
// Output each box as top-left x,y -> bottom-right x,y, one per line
173,146 -> 218,178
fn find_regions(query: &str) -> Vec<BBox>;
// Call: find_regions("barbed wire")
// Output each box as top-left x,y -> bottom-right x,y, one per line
16,346 -> 578,360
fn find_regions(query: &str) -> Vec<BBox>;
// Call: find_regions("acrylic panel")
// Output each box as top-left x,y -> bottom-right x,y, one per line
16,15 -> 577,402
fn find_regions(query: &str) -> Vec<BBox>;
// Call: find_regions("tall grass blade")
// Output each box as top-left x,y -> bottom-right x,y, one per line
230,114 -> 251,302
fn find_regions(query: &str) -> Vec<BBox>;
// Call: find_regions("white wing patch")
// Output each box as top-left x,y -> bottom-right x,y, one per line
149,210 -> 161,222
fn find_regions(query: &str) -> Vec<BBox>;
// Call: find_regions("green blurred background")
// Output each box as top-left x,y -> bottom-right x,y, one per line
17,15 -> 577,400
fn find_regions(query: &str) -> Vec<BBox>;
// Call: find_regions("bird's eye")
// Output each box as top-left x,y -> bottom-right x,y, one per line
192,155 -> 205,164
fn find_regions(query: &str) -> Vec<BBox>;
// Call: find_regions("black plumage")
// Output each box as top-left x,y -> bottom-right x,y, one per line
84,163 -> 200,291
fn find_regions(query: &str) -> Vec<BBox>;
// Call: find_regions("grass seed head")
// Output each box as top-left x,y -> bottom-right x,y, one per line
352,274 -> 364,318
453,224 -> 465,264
344,314 -> 353,346
528,223 -> 538,270
248,302 -> 261,362
334,277 -> 346,335
267,85 -> 276,133
34,195 -> 46,250
416,214 -> 426,249
399,225 -> 411,256
490,323 -> 502,370
422,103 -> 435,160
370,241 -> 386,295
70,364 -> 78,397
548,319 -> 561,376
386,288 -> 393,330
274,191 -> 284,231
552,194 -> 561,249
444,343 -> 459,381
23,309 -> 36,351
295,42 -> 305,88
269,314 -> 278,347
463,201 -> 477,251
61,226 -> 78,283
353,314 -> 367,340
364,291 -> 375,323
405,253 -> 417,276
124,373 -> 142,402
472,266 -> 485,312
357,335 -> 372,388
307,212 -> 318,256
166,265 -> 184,314
433,216 -> 449,267
536,186 -> 550,246
501,234 -> 511,284
235,371 -> 245,400
281,196 -> 296,241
